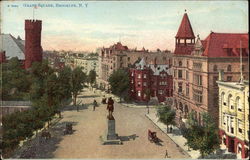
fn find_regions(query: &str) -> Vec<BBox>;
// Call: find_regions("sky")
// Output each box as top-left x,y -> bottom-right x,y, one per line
1,0 -> 248,52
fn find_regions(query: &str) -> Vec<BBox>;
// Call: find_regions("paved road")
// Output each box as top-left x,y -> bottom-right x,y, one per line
12,88 -> 189,159
52,89 -> 189,159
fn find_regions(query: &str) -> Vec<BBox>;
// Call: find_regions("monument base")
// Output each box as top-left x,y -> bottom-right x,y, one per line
100,118 -> 122,145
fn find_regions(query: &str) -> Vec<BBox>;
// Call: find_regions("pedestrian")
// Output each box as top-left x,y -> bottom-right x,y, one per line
93,99 -> 97,111
164,149 -> 169,158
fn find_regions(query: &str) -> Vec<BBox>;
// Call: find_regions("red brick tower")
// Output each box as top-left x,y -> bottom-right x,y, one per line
174,12 -> 195,55
25,20 -> 42,69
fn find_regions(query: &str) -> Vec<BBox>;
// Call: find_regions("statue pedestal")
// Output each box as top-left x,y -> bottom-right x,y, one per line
100,118 -> 122,145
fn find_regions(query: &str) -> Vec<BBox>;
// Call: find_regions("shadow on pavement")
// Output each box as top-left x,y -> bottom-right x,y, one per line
119,134 -> 139,142
77,95 -> 100,98
62,103 -> 94,111
15,121 -> 78,159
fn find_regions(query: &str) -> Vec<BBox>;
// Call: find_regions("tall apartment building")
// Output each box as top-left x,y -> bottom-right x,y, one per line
172,12 -> 249,126
129,58 -> 173,103
217,75 -> 249,159
98,42 -> 172,90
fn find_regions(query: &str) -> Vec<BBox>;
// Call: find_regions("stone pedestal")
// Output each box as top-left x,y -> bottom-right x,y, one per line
107,119 -> 118,140
100,118 -> 122,145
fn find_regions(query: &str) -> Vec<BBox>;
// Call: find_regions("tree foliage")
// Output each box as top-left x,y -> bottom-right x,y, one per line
156,105 -> 176,132
0,57 -> 30,100
71,67 -> 87,107
182,112 -> 220,158
108,69 -> 130,101
87,70 -> 97,87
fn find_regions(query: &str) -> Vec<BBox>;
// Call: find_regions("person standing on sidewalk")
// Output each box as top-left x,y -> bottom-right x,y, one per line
93,99 -> 97,111
164,149 -> 169,158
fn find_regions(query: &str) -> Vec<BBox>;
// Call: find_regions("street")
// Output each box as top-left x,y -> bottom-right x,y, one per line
13,88 -> 189,159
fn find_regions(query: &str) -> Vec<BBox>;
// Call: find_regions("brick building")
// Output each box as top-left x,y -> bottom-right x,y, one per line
98,42 -> 172,90
217,75 -> 249,159
172,12 -> 249,126
25,20 -> 43,69
129,58 -> 173,103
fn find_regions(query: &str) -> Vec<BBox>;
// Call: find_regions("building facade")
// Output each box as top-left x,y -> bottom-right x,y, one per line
172,12 -> 249,126
98,42 -> 172,90
25,20 -> 43,69
217,76 -> 249,159
129,58 -> 173,103
74,55 -> 98,75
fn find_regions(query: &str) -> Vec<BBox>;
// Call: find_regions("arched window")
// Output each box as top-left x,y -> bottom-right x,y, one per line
179,61 -> 182,66
213,65 -> 218,71
221,92 -> 226,106
227,65 -> 232,72
228,94 -> 233,109
236,97 -> 242,112
179,102 -> 183,112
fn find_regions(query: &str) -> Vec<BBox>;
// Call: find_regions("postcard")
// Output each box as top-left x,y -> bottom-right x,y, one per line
0,0 -> 249,159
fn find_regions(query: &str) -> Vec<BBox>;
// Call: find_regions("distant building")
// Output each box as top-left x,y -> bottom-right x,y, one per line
129,58 -> 173,103
74,54 -> 98,75
0,19 -> 43,68
0,34 -> 25,63
98,42 -> 172,90
172,12 -> 249,126
217,74 -> 249,159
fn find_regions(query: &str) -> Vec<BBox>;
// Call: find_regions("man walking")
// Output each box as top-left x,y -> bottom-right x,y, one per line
93,99 -> 97,111
164,149 -> 169,158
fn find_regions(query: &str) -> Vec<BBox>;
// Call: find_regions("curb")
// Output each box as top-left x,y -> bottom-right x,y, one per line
145,114 -> 192,158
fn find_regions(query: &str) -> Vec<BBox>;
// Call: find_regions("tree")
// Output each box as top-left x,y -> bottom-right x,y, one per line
182,112 -> 220,158
88,70 -> 97,89
108,69 -> 129,102
0,57 -> 30,100
157,105 -> 176,132
144,88 -> 151,114
71,67 -> 86,111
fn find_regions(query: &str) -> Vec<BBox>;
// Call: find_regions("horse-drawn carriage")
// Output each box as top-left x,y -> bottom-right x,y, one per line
148,129 -> 159,143
63,123 -> 73,135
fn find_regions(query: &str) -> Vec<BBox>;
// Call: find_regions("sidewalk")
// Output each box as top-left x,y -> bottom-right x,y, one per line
93,88 -> 156,108
145,108 -> 200,159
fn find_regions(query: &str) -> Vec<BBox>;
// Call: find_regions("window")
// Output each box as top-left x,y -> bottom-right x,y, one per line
236,97 -> 242,112
186,71 -> 189,80
143,74 -> 147,78
178,82 -> 183,93
138,91 -> 141,97
227,65 -> 232,72
228,94 -> 233,109
193,62 -> 202,70
128,57 -> 130,61
242,65 -> 245,71
213,65 -> 218,72
178,70 -> 183,78
227,76 -> 232,81
131,79 -> 134,84
131,72 -> 134,77
143,82 -> 147,86
138,74 -> 141,79
186,84 -> 189,96
158,90 -> 163,95
239,128 -> 243,133
187,60 -> 189,67
194,74 -> 202,86
193,89 -> 203,103
179,61 -> 182,66
137,81 -> 141,87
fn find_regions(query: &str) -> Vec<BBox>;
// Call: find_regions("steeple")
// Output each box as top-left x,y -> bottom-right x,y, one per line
176,12 -> 195,39
174,11 -> 196,55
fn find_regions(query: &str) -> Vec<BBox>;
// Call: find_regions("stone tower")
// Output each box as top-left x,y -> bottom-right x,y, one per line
25,19 -> 42,69
174,12 -> 195,55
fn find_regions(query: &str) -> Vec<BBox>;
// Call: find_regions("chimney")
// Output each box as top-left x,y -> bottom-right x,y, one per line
218,69 -> 224,81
